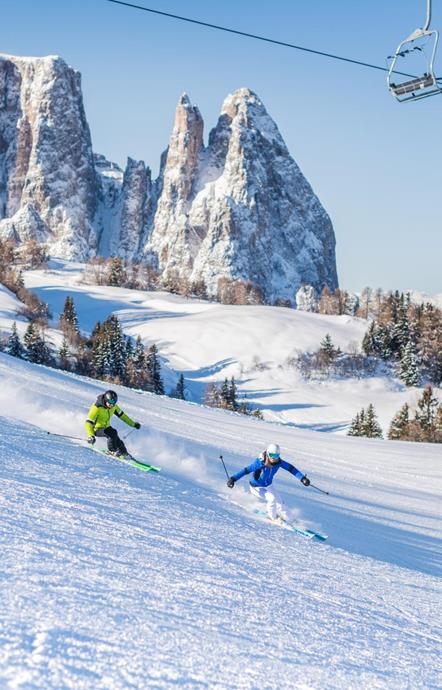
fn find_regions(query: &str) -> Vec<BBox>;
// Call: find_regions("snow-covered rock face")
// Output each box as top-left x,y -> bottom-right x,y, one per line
0,54 -> 100,258
95,155 -> 153,260
147,88 -> 338,303
0,54 -> 338,303
148,93 -> 204,275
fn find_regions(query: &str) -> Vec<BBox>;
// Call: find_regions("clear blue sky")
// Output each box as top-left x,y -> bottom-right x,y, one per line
3,0 -> 442,294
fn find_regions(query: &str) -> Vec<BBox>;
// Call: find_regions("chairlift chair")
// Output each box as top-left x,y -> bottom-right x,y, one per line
387,0 -> 442,102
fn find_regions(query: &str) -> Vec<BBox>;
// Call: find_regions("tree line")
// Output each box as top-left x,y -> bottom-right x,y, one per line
4,295 -> 168,396
347,386 -> 442,443
361,291 -> 441,387
203,377 -> 263,419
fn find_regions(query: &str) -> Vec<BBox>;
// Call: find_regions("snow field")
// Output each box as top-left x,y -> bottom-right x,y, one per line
0,353 -> 441,689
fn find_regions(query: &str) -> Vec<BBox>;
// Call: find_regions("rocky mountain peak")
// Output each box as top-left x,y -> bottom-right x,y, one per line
0,53 -> 98,258
0,53 -> 338,304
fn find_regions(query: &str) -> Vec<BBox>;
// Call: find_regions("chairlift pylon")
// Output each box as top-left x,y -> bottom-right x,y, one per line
387,0 -> 442,102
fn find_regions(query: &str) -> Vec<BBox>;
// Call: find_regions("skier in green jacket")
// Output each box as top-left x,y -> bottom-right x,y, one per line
85,389 -> 140,458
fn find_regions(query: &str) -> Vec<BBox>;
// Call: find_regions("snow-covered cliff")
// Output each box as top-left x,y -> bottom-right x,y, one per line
0,54 -> 99,257
0,54 -> 338,303
148,88 -> 338,303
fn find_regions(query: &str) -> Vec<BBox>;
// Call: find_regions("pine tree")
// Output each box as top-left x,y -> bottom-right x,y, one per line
58,337 -> 71,371
362,403 -> 383,438
59,296 -> 79,344
388,403 -> 410,440
434,405 -> 442,443
348,410 -> 363,436
170,373 -> 186,400
147,344 -> 164,395
105,257 -> 127,287
6,322 -> 25,358
220,378 -> 231,408
24,322 -> 53,365
390,293 -> 409,358
415,385 -> 439,440
229,377 -> 238,411
176,373 -> 186,400
362,321 -> 377,356
417,303 -> 442,385
91,316 -> 127,383
400,340 -> 420,387
125,337 -> 134,361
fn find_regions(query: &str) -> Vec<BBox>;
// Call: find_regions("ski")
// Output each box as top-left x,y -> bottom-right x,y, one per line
223,497 -> 328,542
253,508 -> 328,542
92,447 -> 161,473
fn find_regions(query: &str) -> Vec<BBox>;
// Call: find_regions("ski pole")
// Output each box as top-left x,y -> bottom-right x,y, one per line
219,455 -> 230,479
45,431 -> 84,441
309,482 -> 330,496
123,429 -> 135,440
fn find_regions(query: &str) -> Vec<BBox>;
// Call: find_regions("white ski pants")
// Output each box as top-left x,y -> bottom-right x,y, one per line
249,484 -> 288,521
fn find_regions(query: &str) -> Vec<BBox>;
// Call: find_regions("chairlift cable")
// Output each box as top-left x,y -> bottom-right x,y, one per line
103,0 -> 419,79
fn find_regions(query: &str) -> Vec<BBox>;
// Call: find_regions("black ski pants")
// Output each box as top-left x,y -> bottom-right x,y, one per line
95,426 -> 127,454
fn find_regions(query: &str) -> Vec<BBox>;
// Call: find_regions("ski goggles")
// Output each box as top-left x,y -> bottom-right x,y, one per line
268,452 -> 280,460
106,398 -> 117,406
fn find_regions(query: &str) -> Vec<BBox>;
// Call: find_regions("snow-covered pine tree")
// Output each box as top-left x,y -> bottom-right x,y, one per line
220,378 -> 231,408
317,333 -> 340,370
106,316 -> 127,382
105,257 -> 127,287
58,337 -> 71,371
362,403 -> 383,438
24,322 -> 53,365
91,316 -> 127,383
390,293 -> 409,359
203,383 -> 222,408
147,344 -> 164,395
400,340 -> 420,387
417,303 -> 442,385
388,403 -> 410,440
414,385 -> 439,441
321,334 -> 340,358
6,322 -> 25,359
362,321 -> 377,356
348,411 -> 363,436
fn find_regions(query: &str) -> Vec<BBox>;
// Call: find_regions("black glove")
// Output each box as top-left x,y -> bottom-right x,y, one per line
134,422 -> 141,430
227,477 -> 235,489
88,436 -> 96,445
301,476 -> 310,486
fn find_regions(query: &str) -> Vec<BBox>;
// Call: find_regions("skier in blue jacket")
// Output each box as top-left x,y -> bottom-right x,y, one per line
227,443 -> 310,523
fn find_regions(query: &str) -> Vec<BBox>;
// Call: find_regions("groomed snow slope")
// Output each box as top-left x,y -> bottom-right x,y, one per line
1,354 -> 441,689
22,261 -> 434,434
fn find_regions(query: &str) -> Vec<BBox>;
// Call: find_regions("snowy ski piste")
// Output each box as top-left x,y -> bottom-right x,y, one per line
1,352 -> 441,690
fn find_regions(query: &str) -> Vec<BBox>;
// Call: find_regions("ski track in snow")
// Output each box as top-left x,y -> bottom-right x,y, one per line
0,354 -> 441,689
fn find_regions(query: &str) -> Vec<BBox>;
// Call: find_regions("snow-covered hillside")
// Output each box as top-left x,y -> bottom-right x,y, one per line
0,353 -> 441,689
22,260 -> 438,434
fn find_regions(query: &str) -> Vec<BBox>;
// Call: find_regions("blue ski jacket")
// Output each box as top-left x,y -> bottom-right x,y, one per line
232,455 -> 305,488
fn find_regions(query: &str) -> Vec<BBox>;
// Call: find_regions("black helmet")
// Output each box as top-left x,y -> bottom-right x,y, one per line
104,390 -> 118,407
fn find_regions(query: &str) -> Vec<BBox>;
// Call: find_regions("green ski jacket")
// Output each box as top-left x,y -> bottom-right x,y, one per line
85,394 -> 136,437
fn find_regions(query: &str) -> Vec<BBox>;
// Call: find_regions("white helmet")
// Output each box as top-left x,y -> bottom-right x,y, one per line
266,443 -> 280,460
